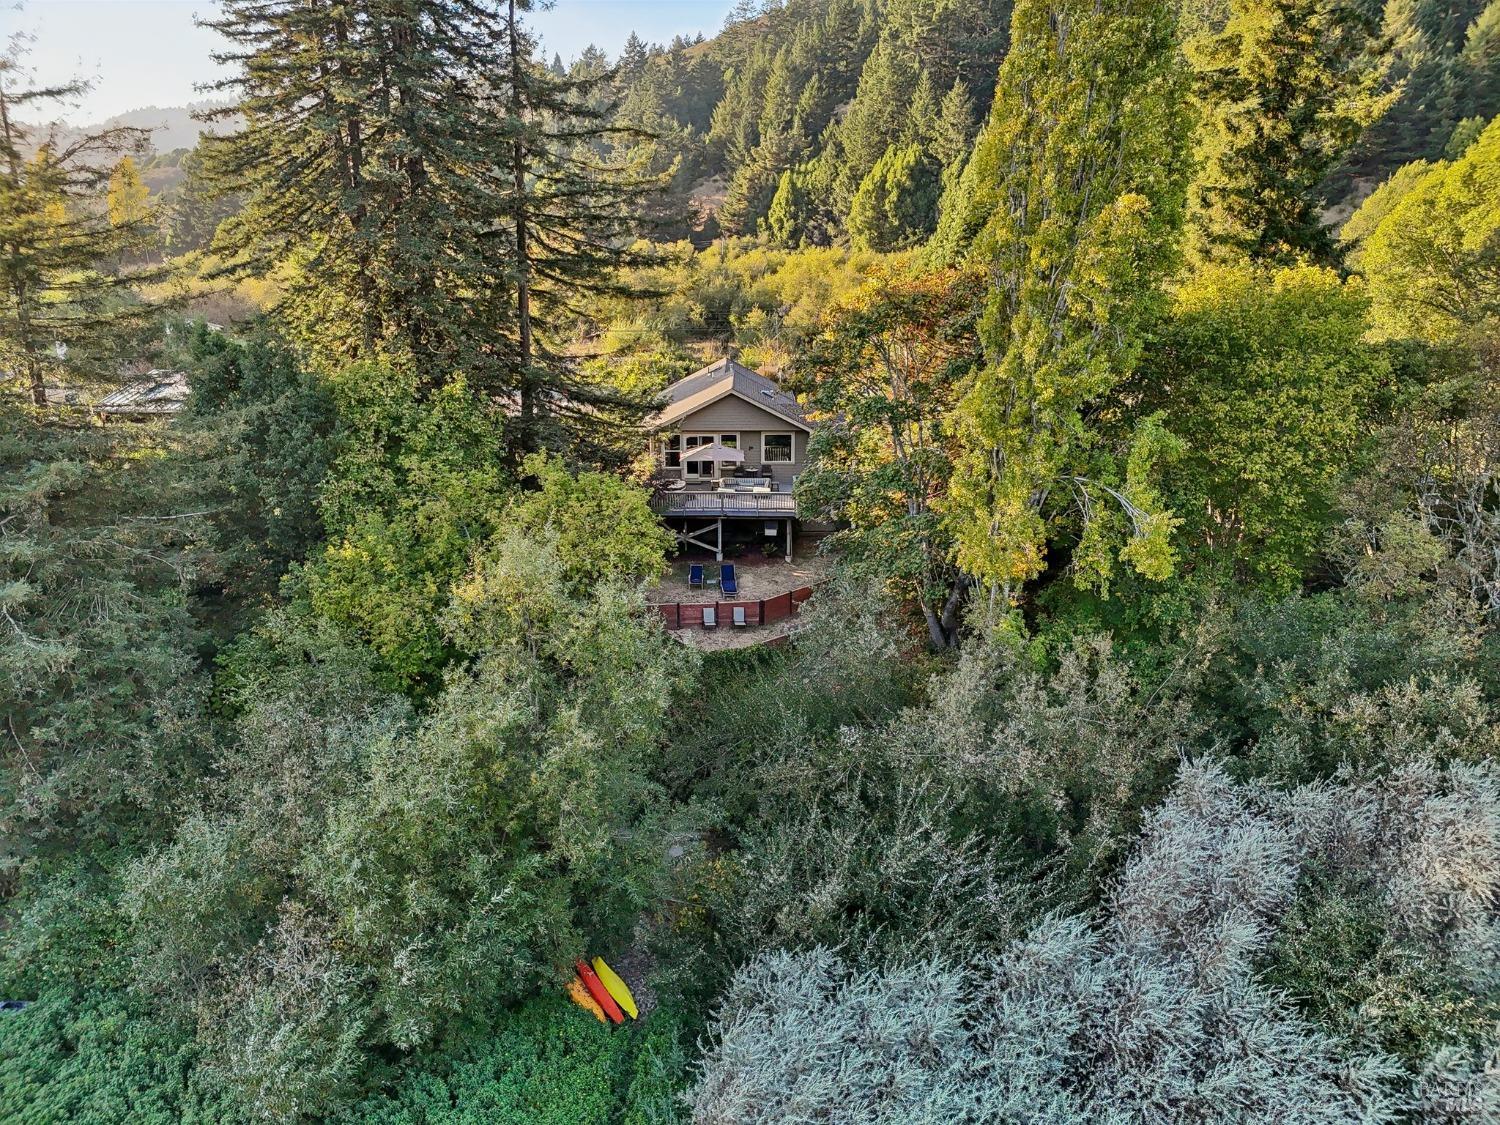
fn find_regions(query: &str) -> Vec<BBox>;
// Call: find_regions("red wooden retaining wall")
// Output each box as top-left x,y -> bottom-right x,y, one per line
650,584 -> 817,630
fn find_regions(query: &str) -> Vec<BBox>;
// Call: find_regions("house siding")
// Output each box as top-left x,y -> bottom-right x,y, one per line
681,395 -> 802,434
659,396 -> 808,488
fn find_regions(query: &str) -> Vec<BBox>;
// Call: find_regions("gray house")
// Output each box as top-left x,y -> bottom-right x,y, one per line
647,358 -> 814,560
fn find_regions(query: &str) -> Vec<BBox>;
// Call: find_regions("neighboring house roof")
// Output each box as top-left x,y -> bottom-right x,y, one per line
95,370 -> 191,416
649,357 -> 812,432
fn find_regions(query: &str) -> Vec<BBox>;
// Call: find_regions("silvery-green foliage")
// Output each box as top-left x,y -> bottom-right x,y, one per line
208,902 -> 367,1122
1110,760 -> 1300,964
974,912 -> 1401,1123
888,634 -> 1200,876
692,923 -> 1398,1124
693,757 -> 1500,1124
1411,1043 -> 1500,1124
712,773 -> 1039,966
690,948 -> 984,1125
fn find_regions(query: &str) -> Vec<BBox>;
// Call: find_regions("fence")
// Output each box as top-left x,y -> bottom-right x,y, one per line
650,584 -> 817,631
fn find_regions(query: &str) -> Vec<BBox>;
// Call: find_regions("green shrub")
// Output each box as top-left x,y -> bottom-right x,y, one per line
341,998 -> 686,1125
0,991 -> 243,1125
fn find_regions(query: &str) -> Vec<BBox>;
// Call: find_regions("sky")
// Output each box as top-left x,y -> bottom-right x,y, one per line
2,0 -> 736,125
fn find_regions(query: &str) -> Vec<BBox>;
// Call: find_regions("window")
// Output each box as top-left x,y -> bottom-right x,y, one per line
684,433 -> 738,479
763,433 -> 793,463
662,434 -> 681,468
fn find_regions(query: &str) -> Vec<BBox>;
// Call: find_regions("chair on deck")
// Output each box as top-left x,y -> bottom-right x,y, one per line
688,563 -> 704,589
702,606 -> 717,629
732,606 -> 747,627
721,564 -> 738,595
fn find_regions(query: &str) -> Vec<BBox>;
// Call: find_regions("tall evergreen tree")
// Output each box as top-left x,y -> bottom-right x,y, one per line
491,0 -> 663,461
201,0 -> 516,389
932,78 -> 978,172
834,40 -> 920,209
619,31 -> 650,81
0,48 -> 157,405
847,143 -> 942,250
162,146 -> 241,256
941,0 -> 1192,608
1185,0 -> 1391,264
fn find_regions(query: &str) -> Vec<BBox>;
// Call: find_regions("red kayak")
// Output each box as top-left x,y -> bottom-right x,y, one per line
576,960 -> 625,1024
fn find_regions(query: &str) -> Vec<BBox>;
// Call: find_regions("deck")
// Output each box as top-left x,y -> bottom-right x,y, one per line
650,489 -> 798,517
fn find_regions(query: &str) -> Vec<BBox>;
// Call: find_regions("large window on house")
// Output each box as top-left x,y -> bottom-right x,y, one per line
763,433 -> 794,463
661,434 -> 681,468
684,433 -> 737,479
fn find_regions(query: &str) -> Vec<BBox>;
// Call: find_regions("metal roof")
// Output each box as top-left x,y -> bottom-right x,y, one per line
649,357 -> 811,432
95,370 -> 191,415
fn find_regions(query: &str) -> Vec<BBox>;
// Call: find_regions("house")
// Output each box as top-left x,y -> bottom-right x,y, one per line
647,357 -> 814,561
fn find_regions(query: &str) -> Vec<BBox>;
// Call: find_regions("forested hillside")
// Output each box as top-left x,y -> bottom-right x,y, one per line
2,0 -> 1500,1120
597,0 -> 1500,244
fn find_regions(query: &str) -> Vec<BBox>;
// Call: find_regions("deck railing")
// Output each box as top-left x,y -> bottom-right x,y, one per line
651,489 -> 798,516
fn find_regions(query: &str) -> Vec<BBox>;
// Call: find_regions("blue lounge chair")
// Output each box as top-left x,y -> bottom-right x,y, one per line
702,606 -> 717,629
688,563 -> 704,589
721,563 -> 738,595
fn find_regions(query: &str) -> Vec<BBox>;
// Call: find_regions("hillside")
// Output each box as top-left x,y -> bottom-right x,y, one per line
2,1 -> 1500,1122
607,0 -> 1500,246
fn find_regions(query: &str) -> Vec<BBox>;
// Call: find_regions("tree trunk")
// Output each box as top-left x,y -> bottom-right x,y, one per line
508,0 -> 537,456
19,289 -> 44,407
923,575 -> 970,650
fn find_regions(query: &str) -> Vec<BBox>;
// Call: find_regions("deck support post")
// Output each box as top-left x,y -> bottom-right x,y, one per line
786,518 -> 793,562
674,518 -> 724,560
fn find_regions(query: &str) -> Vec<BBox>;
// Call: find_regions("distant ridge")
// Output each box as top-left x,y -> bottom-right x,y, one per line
36,100 -> 236,157
85,100 -> 235,152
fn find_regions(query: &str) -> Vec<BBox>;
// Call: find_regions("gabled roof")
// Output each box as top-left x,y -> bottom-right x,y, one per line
649,357 -> 811,432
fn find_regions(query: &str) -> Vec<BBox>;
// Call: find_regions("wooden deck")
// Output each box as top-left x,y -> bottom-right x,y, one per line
651,490 -> 798,517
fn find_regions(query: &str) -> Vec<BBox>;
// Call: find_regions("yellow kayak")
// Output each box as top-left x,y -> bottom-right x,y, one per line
592,956 -> 639,1019
566,977 -> 605,1023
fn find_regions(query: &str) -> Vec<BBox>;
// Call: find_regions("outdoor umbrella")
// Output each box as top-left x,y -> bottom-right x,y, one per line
687,442 -> 745,463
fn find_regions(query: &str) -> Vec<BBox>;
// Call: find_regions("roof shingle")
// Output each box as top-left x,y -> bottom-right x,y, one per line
649,357 -> 809,431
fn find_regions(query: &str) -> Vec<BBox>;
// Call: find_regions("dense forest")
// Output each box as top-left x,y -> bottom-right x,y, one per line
2,0 -> 1499,1119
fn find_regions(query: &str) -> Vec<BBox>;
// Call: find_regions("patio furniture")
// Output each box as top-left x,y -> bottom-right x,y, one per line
663,478 -> 687,492
706,565 -> 721,588
688,563 -> 704,589
721,564 -> 738,595
759,465 -> 774,479
732,606 -> 748,627
702,606 -> 717,629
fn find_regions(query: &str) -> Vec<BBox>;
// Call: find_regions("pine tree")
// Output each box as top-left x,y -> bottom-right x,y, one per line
0,47 -> 158,405
847,143 -> 942,250
163,145 -> 240,256
201,0 -> 518,388
766,168 -> 807,245
941,0 -> 1192,607
834,40 -> 920,210
1185,0 -> 1392,264
619,31 -> 650,81
906,71 -> 942,151
932,78 -> 978,205
491,0 -> 663,461
1453,1 -> 1500,124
